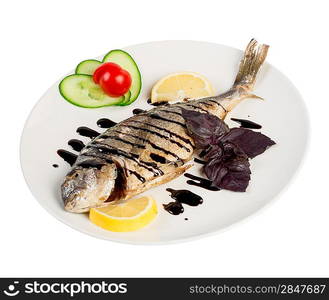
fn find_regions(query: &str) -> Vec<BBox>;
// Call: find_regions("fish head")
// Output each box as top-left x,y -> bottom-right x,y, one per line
61,163 -> 118,213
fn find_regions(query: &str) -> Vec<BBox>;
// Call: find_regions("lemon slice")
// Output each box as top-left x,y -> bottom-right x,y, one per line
151,72 -> 215,103
89,196 -> 158,232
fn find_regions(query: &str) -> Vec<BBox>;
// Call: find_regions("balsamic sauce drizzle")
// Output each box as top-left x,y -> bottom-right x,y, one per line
231,118 -> 262,129
126,169 -> 146,183
194,158 -> 206,165
147,98 -> 169,106
68,139 -> 85,152
132,108 -> 146,115
57,150 -> 77,166
96,118 -> 117,128
150,153 -> 169,164
184,173 -> 220,191
76,126 -> 100,139
163,188 -> 203,215
199,147 -> 211,158
163,201 -> 184,215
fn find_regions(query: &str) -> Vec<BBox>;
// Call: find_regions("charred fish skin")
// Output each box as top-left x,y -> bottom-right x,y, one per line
62,39 -> 269,213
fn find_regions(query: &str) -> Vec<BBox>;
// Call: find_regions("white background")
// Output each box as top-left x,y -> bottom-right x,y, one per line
0,0 -> 328,277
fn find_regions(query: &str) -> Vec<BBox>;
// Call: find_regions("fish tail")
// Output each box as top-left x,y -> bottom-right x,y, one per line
199,39 -> 269,116
233,39 -> 269,92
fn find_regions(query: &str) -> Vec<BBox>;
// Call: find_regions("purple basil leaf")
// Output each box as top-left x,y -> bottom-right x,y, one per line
204,144 -> 223,161
222,128 -> 275,158
181,109 -> 229,148
180,108 -> 274,192
203,142 -> 251,192
221,142 -> 248,160
219,156 -> 251,192
204,156 -> 228,184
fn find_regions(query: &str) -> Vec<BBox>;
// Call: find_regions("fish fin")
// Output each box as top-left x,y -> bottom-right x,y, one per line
234,39 -> 269,91
245,93 -> 265,101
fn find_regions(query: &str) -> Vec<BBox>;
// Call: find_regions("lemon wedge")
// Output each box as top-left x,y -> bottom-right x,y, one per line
89,196 -> 158,232
151,72 -> 215,103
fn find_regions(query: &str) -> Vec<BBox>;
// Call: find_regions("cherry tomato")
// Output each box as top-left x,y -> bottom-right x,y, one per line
93,62 -> 122,84
93,62 -> 132,97
99,68 -> 132,97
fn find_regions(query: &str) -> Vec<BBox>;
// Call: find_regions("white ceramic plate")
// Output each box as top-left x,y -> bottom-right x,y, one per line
20,40 -> 309,244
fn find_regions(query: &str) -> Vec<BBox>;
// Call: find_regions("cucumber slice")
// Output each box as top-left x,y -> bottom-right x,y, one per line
75,59 -> 101,75
59,74 -> 124,108
103,50 -> 141,104
117,90 -> 132,106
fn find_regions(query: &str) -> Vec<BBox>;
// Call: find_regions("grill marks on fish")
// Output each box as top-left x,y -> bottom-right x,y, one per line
196,100 -> 214,107
112,130 -> 190,159
126,169 -> 146,183
86,143 -> 163,177
104,135 -> 146,150
197,98 -> 228,113
129,120 -> 193,147
106,130 -> 183,161
150,153 -> 170,164
86,144 -> 136,159
76,159 -> 105,170
62,98 -> 218,188
80,107 -> 196,184
178,103 -> 209,113
156,109 -> 183,117
59,100 -> 215,187
149,113 -> 187,128
79,108 -> 196,184
158,104 -> 208,117
111,126 -> 192,153
147,140 -> 181,160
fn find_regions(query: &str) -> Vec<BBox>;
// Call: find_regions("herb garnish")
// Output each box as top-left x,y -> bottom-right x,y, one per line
181,109 -> 275,192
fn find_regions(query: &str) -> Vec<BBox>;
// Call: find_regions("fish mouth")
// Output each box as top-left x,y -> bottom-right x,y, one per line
64,198 -> 94,213
63,182 -> 105,213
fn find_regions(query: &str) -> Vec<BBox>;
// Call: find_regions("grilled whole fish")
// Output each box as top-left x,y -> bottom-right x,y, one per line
62,39 -> 269,213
